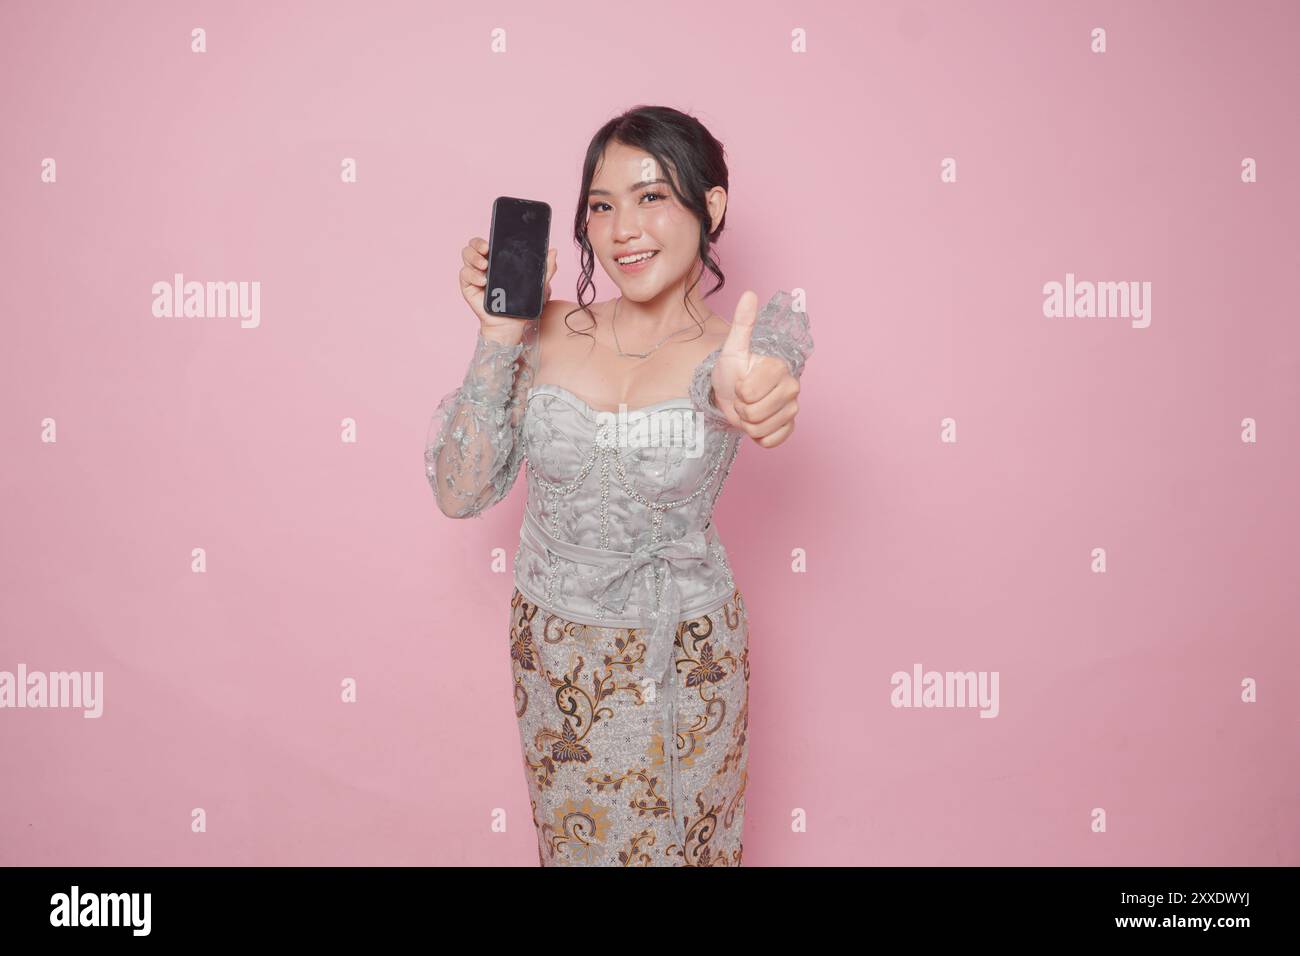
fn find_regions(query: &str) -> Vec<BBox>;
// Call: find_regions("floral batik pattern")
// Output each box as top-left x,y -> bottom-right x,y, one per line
508,586 -> 750,867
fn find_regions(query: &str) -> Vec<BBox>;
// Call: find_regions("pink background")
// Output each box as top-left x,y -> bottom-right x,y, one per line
2,0 -> 1297,866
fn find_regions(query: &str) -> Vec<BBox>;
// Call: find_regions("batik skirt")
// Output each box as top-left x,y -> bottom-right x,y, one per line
507,585 -> 750,866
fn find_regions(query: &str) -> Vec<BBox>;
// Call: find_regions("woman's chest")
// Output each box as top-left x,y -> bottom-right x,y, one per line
521,385 -> 737,504
531,313 -> 727,416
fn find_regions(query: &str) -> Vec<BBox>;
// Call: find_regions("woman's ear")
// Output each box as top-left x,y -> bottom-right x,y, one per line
705,186 -> 728,233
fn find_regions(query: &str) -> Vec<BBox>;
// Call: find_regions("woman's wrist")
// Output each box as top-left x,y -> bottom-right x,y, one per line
478,322 -> 527,349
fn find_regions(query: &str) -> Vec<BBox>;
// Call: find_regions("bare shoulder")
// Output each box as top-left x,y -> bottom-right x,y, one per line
534,299 -> 599,373
695,308 -> 732,350
537,298 -> 725,367
538,298 -> 596,338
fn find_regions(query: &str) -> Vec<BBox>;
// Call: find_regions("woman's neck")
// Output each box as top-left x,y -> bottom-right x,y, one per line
609,267 -> 716,338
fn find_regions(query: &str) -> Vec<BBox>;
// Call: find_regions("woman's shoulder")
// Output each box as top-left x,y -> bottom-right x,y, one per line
696,310 -> 731,343
538,298 -> 596,337
537,298 -> 717,332
536,298 -> 728,367
540,297 -> 726,331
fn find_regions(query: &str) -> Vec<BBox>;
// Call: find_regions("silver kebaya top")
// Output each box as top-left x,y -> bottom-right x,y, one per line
425,290 -> 814,688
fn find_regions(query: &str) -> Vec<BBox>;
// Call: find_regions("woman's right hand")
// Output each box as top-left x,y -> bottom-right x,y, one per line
460,237 -> 557,345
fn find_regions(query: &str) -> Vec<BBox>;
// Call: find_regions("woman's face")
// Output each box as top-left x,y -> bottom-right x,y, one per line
585,140 -> 721,303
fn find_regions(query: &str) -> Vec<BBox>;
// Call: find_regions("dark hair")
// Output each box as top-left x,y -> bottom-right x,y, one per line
563,105 -> 729,344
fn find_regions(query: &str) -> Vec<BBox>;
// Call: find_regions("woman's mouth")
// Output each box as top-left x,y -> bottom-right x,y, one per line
614,249 -> 659,273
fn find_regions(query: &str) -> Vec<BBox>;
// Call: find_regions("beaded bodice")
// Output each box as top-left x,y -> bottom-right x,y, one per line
514,380 -> 742,627
522,383 -> 738,550
425,290 -> 814,673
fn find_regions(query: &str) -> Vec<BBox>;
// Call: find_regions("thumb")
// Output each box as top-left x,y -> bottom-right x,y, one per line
721,290 -> 759,360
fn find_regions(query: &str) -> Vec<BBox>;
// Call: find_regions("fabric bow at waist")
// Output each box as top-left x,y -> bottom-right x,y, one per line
520,509 -> 712,686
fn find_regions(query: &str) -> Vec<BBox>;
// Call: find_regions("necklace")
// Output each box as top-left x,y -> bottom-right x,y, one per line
610,297 -> 699,359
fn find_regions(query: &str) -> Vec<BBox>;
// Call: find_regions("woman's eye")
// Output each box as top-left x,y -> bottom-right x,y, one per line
588,192 -> 666,214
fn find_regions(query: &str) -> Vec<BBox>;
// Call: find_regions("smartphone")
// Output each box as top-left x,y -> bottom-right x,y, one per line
483,196 -> 551,321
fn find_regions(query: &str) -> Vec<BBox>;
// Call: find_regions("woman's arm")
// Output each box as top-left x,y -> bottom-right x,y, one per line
690,289 -> 815,433
424,321 -> 538,518
747,289 -> 815,378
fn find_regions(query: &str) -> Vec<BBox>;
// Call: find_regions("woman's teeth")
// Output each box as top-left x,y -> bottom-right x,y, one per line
616,251 -> 658,264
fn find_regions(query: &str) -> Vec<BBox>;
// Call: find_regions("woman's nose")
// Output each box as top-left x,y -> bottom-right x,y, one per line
613,207 -> 641,240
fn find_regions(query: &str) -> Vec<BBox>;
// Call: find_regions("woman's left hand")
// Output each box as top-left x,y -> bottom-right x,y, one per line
710,291 -> 801,448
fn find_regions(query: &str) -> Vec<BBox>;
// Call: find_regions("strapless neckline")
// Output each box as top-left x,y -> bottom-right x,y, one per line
527,382 -> 698,419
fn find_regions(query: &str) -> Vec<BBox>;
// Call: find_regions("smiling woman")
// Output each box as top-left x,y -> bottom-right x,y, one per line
565,107 -> 732,358
426,105 -> 814,866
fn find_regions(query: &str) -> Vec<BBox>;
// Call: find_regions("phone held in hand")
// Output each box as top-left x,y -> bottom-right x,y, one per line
484,196 -> 551,321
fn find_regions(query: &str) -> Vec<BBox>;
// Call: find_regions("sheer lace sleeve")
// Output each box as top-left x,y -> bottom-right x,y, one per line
424,320 -> 538,518
748,289 -> 815,378
689,290 -> 815,426
688,349 -> 733,428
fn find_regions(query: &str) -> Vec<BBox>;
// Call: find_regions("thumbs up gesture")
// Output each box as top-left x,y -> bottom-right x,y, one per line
710,291 -> 802,448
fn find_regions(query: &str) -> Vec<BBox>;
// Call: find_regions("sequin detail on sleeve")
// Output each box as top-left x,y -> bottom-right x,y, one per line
688,349 -> 731,427
748,289 -> 815,379
425,322 -> 539,518
688,289 -> 815,426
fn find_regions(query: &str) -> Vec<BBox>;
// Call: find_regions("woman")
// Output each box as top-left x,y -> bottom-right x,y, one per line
425,106 -> 814,866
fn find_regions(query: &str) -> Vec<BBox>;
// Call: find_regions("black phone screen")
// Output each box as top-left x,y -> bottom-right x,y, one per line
484,196 -> 551,321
